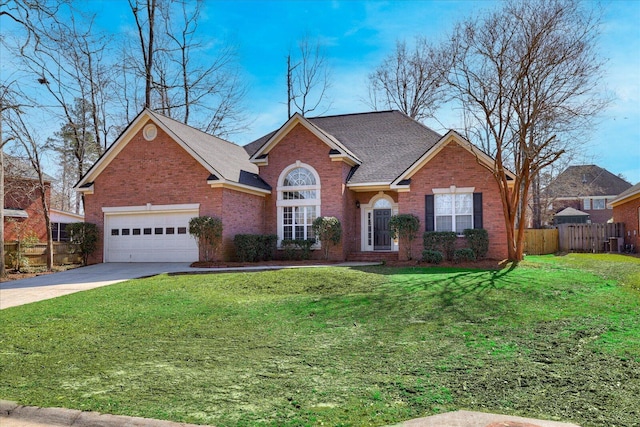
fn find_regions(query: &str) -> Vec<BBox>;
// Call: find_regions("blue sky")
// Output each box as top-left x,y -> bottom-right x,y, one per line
11,0 -> 640,183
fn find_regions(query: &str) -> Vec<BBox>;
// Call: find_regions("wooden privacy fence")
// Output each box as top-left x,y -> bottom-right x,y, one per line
524,228 -> 559,255
556,223 -> 625,253
4,242 -> 82,267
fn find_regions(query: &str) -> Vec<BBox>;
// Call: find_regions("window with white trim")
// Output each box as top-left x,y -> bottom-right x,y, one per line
592,198 -> 606,210
583,198 -> 591,210
435,192 -> 473,233
277,164 -> 320,242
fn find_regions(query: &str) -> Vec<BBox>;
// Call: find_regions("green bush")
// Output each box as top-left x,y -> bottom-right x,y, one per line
423,231 -> 457,261
453,248 -> 476,263
188,216 -> 223,262
312,217 -> 342,260
66,222 -> 99,266
234,234 -> 278,262
389,214 -> 420,260
422,250 -> 444,264
463,229 -> 489,259
281,239 -> 315,260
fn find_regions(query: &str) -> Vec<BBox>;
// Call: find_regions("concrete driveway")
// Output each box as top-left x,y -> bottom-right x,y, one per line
0,263 -> 208,309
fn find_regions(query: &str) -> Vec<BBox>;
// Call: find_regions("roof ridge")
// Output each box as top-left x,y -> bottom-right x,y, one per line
307,110 -> 397,120
146,108 -> 243,149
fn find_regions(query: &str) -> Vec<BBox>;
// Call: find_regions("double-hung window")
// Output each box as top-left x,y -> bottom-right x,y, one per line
277,164 -> 320,242
435,193 -> 473,233
426,187 -> 482,234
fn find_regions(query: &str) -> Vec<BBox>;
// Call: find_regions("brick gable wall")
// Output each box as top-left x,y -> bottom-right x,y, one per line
398,141 -> 508,260
83,119 -> 264,263
4,177 -> 51,242
257,124 -> 352,260
613,197 -> 640,251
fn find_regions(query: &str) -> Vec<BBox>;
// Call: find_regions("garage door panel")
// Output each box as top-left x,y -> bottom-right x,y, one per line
105,210 -> 198,262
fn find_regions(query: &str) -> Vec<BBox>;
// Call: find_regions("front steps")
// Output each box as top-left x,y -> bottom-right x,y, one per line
346,251 -> 399,263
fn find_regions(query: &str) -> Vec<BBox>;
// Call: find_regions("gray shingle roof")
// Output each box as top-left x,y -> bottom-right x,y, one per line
546,165 -> 632,198
610,181 -> 640,205
3,155 -> 55,182
146,110 -> 264,188
245,111 -> 442,184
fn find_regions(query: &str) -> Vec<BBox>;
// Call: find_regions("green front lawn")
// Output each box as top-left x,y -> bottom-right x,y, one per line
1,254 -> 638,426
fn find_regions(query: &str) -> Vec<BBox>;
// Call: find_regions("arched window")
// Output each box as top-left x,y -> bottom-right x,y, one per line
277,164 -> 321,242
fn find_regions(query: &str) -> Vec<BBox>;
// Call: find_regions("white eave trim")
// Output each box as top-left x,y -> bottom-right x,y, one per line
102,203 -> 200,214
610,189 -> 640,207
77,183 -> 94,194
346,182 -> 392,192
207,179 -> 271,197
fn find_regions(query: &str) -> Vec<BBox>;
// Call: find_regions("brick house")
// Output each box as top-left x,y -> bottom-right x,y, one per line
546,165 -> 632,224
76,109 -> 513,263
3,156 -> 53,242
610,182 -> 640,252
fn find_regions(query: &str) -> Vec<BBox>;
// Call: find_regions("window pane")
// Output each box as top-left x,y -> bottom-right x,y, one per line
373,198 -> 392,209
143,228 -> 152,235
436,216 -> 452,232
60,224 -> 69,241
111,229 -> 119,236
306,206 -> 316,223
284,167 -> 315,186
456,215 -> 473,232
166,227 -> 175,234
133,228 -> 141,235
52,223 -> 60,241
283,226 -> 292,240
177,227 -> 187,234
295,207 -> 305,225
295,225 -> 304,239
284,207 -> 293,224
584,199 -> 591,210
593,199 -> 605,210
155,228 -> 163,234
456,193 -> 473,215
435,194 -> 452,215
122,228 -> 130,235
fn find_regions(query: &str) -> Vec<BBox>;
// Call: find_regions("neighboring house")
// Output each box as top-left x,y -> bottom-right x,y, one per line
609,182 -> 640,252
3,155 -> 53,242
546,165 -> 632,224
50,209 -> 85,242
553,207 -> 590,225
75,109 -> 514,264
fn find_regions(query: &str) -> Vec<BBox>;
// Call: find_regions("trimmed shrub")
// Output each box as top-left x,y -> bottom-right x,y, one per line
453,248 -> 476,263
422,250 -> 443,264
235,234 -> 278,262
312,216 -> 342,260
281,239 -> 316,260
66,222 -> 99,266
188,216 -> 223,262
389,214 -> 420,260
463,229 -> 489,259
423,231 -> 457,261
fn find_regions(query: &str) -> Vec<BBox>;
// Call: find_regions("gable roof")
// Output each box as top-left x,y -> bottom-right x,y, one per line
76,109 -> 270,195
391,130 -> 516,189
609,181 -> 640,207
4,154 -> 54,182
246,111 -> 443,185
546,165 -> 632,198
555,207 -> 590,217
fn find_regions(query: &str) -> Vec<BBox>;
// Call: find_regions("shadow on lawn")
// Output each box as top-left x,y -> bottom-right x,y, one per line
348,263 -> 524,323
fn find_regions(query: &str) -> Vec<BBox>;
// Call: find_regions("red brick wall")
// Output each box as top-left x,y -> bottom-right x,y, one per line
257,123 -> 349,260
398,141 -> 508,260
4,178 -> 51,242
83,119 -> 264,263
613,197 -> 640,251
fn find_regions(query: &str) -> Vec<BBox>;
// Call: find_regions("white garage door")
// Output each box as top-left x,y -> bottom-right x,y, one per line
104,206 -> 199,262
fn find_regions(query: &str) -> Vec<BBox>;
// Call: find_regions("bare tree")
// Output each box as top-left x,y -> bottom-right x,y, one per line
446,0 -> 606,261
367,37 -> 448,120
4,107 -> 54,270
287,37 -> 332,117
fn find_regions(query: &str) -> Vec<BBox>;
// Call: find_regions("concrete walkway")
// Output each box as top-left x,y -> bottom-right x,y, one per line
0,263 -> 581,427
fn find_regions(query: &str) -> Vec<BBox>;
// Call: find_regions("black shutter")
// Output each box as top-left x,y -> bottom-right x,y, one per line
425,195 -> 435,231
473,192 -> 483,229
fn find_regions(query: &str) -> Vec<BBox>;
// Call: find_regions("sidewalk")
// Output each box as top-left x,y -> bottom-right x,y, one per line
1,401 -> 581,427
